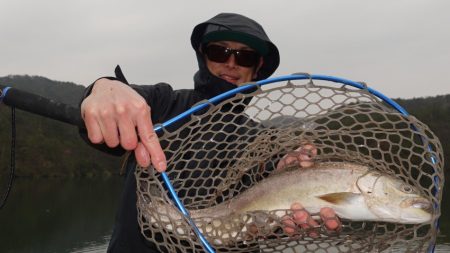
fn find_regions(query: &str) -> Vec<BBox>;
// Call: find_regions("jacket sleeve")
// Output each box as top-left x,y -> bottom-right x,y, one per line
78,66 -> 175,156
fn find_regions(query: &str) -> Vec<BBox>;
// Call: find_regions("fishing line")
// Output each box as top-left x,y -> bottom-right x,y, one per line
0,86 -> 16,210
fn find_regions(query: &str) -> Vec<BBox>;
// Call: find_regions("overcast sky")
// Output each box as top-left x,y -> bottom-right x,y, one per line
1,0 -> 449,99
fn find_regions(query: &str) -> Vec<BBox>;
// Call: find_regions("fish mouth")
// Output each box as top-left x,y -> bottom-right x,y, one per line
398,198 -> 433,224
411,199 -> 433,214
401,197 -> 433,214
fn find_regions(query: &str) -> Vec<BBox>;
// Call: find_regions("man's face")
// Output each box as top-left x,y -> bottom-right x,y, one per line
204,41 -> 263,86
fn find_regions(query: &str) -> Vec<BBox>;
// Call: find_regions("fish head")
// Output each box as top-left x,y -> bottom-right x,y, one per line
356,171 -> 433,224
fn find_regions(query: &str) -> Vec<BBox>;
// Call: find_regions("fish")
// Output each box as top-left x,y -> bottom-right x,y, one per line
140,162 -> 432,244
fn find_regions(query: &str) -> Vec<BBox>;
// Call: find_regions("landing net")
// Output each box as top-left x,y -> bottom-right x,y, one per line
135,76 -> 444,252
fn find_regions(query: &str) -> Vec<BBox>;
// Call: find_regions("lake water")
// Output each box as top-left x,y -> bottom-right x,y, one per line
0,178 -> 123,253
1,178 -> 449,253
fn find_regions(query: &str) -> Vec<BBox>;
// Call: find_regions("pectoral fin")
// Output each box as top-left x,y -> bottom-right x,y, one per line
317,192 -> 362,205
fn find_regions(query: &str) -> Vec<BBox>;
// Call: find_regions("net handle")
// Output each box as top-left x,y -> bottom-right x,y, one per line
155,73 -> 437,253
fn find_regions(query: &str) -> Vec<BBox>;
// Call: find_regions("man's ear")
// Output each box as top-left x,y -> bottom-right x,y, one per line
253,57 -> 264,79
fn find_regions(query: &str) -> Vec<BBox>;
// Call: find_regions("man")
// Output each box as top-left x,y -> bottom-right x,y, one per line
80,13 -> 339,252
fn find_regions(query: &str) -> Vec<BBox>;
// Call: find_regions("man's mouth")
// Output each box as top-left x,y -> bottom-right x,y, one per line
220,74 -> 239,84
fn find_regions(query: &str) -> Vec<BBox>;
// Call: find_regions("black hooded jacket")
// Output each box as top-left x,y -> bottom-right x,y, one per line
79,13 -> 280,252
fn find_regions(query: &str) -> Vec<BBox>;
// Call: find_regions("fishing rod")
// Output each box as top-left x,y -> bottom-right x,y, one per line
0,84 -> 84,127
1,66 -> 134,126
0,66 -> 128,209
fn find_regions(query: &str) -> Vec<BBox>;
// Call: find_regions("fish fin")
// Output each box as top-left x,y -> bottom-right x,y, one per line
317,192 -> 361,205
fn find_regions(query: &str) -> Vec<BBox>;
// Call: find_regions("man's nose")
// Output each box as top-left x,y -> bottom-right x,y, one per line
225,53 -> 238,68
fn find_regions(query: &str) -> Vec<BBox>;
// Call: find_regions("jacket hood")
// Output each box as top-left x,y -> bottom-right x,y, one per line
191,13 -> 280,98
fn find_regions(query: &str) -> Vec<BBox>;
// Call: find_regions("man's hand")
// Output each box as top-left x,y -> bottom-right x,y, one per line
276,143 -> 318,171
276,145 -> 341,236
80,78 -> 167,172
282,203 -> 341,237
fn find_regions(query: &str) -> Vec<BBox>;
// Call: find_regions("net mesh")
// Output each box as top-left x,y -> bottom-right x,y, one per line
135,78 -> 444,253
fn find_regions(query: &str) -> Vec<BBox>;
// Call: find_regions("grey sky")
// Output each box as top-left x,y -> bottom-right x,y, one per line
1,0 -> 449,98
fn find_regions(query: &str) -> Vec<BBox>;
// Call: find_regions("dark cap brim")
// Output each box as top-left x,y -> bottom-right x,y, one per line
202,30 -> 269,56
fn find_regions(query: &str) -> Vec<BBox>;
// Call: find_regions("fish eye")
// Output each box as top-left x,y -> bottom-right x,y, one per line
401,185 -> 413,193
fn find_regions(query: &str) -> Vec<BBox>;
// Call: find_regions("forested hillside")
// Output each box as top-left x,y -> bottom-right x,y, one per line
395,95 -> 449,177
0,75 -> 448,181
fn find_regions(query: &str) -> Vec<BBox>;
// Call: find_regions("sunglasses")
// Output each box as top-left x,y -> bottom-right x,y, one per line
203,44 -> 260,68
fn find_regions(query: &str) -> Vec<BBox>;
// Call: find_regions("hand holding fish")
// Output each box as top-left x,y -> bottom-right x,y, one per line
282,203 -> 341,237
275,143 -> 318,170
275,144 -> 342,236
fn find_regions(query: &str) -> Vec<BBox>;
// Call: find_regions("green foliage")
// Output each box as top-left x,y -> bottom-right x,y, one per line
394,95 -> 449,170
394,95 -> 450,211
